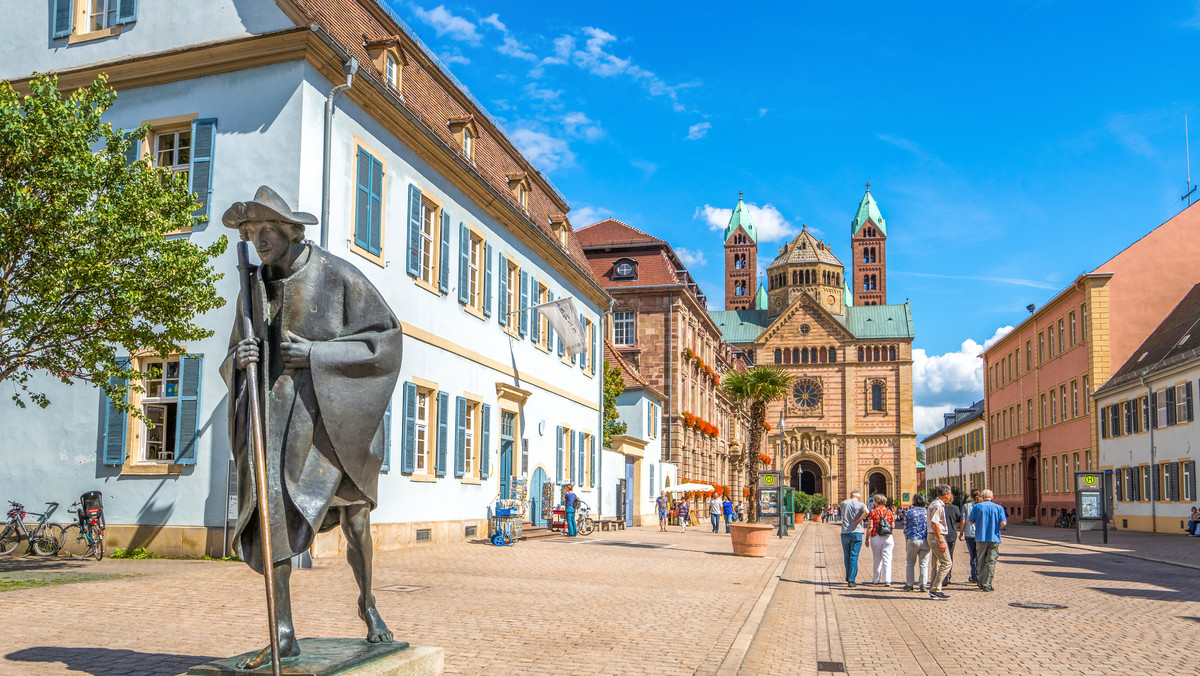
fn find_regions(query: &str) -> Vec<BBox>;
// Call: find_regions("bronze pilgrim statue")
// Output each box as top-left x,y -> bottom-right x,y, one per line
219,186 -> 403,670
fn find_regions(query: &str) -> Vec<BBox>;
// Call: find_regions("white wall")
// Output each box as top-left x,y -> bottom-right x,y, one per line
1,0 -> 295,80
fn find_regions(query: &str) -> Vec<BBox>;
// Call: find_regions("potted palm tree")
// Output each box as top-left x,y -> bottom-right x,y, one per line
723,366 -> 792,557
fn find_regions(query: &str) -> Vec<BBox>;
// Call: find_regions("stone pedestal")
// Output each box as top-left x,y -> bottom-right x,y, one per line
187,638 -> 443,676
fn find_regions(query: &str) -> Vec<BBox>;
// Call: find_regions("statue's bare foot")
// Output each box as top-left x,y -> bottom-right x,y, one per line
236,634 -> 300,670
363,607 -> 393,643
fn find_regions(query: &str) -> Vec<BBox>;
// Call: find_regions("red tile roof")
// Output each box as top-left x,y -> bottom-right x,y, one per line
604,339 -> 665,401
575,218 -> 663,247
585,249 -> 682,288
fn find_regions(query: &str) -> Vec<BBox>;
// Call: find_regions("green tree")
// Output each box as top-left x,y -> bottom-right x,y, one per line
722,366 -> 792,522
0,74 -> 227,410
602,360 -> 628,446
916,444 -> 925,465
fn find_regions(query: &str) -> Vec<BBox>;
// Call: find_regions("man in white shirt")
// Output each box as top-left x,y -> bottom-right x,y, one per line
926,484 -> 953,600
839,491 -> 869,587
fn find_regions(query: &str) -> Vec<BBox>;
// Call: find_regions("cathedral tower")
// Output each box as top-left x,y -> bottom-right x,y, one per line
850,185 -> 887,306
724,193 -> 758,310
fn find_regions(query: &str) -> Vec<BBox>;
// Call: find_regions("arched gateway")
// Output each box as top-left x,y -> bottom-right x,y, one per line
789,459 -> 824,496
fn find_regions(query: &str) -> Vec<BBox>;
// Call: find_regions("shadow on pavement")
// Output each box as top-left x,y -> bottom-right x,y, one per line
0,557 -> 90,573
6,646 -> 216,676
1002,549 -> 1200,602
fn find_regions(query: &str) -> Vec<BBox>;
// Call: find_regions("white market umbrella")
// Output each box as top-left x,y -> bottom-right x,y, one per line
663,483 -> 715,493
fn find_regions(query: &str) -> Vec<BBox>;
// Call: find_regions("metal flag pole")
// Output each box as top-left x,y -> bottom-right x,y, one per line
237,241 -> 282,676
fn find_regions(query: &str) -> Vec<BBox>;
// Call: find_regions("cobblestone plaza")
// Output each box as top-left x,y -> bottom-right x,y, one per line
2,523 -> 1197,675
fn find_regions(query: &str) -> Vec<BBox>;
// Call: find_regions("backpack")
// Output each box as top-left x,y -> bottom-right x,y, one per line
874,509 -> 893,536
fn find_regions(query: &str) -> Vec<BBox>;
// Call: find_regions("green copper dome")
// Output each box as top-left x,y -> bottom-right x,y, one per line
756,283 -> 768,310
843,279 -> 853,307
850,187 -> 886,237
724,195 -> 757,244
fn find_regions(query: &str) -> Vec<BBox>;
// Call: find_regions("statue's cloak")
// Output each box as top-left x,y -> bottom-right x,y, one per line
220,245 -> 402,573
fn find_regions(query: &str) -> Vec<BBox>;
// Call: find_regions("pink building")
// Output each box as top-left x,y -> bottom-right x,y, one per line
983,203 -> 1200,525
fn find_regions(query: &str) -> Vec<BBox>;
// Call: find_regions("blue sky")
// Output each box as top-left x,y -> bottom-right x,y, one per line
391,1 -> 1200,434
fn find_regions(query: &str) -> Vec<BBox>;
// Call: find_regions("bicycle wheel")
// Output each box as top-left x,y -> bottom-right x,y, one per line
59,524 -> 91,558
32,525 -> 63,556
93,529 -> 104,560
579,517 -> 594,536
0,524 -> 20,556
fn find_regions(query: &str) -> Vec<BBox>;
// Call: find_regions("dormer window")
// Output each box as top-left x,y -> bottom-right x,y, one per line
549,214 -> 570,250
448,115 -> 478,162
612,257 -> 638,281
507,172 -> 530,212
364,36 -> 406,94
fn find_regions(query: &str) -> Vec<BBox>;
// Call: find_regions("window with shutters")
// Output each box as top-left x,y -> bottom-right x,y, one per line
415,192 -> 440,287
130,114 -> 215,232
352,143 -> 386,265
462,399 -> 478,479
503,258 -> 520,337
1123,399 -> 1133,435
104,353 -> 203,474
584,317 -> 596,375
506,172 -> 530,212
1184,461 -> 1196,501
155,129 -> 191,177
53,0 -> 137,43
532,279 -> 549,351
582,432 -> 593,487
365,37 -> 405,94
1142,465 -> 1153,502
1176,382 -> 1192,424
459,222 -> 486,318
1156,387 -> 1170,428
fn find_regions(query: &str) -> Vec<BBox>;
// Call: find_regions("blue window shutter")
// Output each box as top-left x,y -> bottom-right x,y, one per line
480,404 -> 491,479
458,223 -> 470,304
1151,392 -> 1158,428
101,358 -> 130,466
569,430 -> 577,485
189,118 -> 216,221
454,396 -> 467,478
368,155 -> 383,255
436,391 -> 449,477
123,129 -> 141,164
483,243 -> 493,317
406,184 -> 422,276
381,399 -> 393,472
518,271 -> 529,337
546,290 -> 556,352
173,354 -> 203,465
355,149 -> 371,251
1188,381 -> 1194,422
497,253 -> 508,326
556,426 -> 563,483
588,434 -> 595,486
579,314 -> 587,369
1167,387 -> 1177,426
116,0 -> 137,25
650,464 -> 655,498
52,0 -> 73,37
439,210 -> 451,293
530,280 -> 540,343
402,382 -> 416,474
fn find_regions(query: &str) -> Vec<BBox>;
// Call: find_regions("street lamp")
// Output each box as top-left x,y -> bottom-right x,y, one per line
777,409 -> 787,538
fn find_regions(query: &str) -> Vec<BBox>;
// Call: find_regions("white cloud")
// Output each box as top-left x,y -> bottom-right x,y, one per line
631,159 -> 658,177
571,27 -> 631,76
685,121 -> 711,140
480,13 -> 506,32
676,247 -> 707,267
497,36 -> 537,61
758,108 -> 768,117
523,82 -> 562,105
440,53 -> 470,65
413,5 -> 481,44
510,128 -> 574,171
571,205 -> 613,227
694,202 -> 798,242
539,28 -> 688,112
910,326 -> 1013,437
562,112 -> 605,142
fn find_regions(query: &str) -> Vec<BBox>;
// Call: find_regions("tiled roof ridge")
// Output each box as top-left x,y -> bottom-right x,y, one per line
604,339 -> 665,401
576,217 -> 663,245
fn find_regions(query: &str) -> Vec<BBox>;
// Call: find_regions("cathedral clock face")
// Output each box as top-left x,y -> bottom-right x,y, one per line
827,294 -> 835,305
793,378 -> 822,409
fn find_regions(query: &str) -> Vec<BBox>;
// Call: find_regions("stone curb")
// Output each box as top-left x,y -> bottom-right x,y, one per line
1004,534 -> 1200,572
714,523 -> 807,676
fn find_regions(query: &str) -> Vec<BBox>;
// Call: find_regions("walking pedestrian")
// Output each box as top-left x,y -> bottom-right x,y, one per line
655,492 -> 670,532
839,491 -> 869,587
903,494 -> 930,592
709,493 -> 723,533
927,485 -> 953,600
866,494 -> 895,585
736,502 -> 745,522
962,489 -> 981,583
723,495 -> 734,533
968,489 -> 1007,591
677,498 -> 690,533
1188,507 -> 1200,536
940,492 -> 962,587
563,484 -> 578,537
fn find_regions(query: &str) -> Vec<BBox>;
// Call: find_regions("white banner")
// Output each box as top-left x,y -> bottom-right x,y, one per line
532,297 -> 587,356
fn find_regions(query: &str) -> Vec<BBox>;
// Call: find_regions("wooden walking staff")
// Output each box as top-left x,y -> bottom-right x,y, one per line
236,240 -> 282,676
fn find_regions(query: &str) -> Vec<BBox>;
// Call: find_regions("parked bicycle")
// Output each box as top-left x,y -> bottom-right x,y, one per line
59,491 -> 105,560
0,501 -> 62,556
575,500 -> 595,536
1054,509 -> 1077,529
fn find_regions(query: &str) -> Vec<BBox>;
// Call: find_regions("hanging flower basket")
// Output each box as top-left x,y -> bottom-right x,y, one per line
759,453 -> 772,465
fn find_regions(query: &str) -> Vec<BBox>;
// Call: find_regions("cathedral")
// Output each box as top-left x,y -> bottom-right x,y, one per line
710,188 -> 918,505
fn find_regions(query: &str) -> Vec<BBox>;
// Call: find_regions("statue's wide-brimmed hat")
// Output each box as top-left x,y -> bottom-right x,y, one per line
222,185 -> 319,229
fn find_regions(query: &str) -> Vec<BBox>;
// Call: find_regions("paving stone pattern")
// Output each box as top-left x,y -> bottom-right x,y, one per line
0,528 -> 785,676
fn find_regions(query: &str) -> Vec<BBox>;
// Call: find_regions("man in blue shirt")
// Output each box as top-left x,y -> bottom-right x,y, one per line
967,489 -> 1007,592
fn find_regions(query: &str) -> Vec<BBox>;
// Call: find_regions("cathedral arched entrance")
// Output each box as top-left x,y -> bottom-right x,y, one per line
787,456 -> 828,496
864,467 -> 891,499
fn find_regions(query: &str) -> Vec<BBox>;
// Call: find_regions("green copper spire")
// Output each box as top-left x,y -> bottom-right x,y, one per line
850,185 -> 886,237
724,192 -> 757,244
843,279 -> 853,307
756,282 -> 768,310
